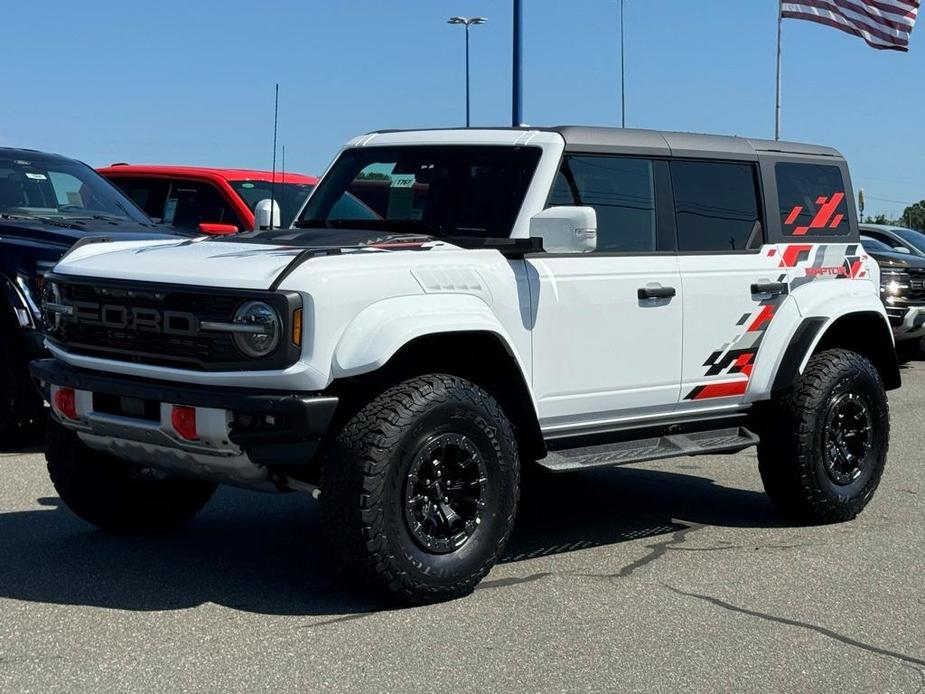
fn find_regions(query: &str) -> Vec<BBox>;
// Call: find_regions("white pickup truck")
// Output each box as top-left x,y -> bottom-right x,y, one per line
32,127 -> 899,603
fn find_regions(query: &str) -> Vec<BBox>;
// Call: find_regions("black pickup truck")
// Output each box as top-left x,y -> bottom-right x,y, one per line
0,147 -> 190,440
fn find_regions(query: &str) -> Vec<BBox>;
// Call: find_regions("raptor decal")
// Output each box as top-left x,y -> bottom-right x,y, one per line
683,243 -> 872,400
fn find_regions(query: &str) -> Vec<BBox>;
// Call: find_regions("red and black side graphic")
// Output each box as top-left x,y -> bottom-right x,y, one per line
784,192 -> 847,236
684,285 -> 786,401
778,244 -> 814,268
685,380 -> 748,401
684,243 -> 871,401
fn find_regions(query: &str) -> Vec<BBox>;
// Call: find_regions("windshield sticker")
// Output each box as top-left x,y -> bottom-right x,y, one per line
241,182 -> 255,189
66,192 -> 82,206
25,172 -> 47,180
390,175 -> 416,189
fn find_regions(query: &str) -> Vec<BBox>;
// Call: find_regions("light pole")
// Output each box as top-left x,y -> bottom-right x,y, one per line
619,0 -> 625,128
448,16 -> 487,127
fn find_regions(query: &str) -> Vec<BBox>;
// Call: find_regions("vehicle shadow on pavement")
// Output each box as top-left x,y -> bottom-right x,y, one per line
0,465 -> 781,617
0,434 -> 44,455
507,465 -> 783,562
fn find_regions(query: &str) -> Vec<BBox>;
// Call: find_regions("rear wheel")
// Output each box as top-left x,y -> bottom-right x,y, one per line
321,374 -> 520,604
757,349 -> 888,523
46,420 -> 217,532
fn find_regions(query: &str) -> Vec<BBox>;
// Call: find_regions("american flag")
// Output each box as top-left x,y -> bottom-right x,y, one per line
782,1 -> 919,51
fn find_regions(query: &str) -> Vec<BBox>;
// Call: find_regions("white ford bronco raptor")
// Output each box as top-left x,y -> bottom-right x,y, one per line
32,127 -> 900,603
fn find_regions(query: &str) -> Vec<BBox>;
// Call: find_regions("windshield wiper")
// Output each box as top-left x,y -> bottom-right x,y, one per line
292,219 -> 332,229
0,213 -> 86,229
363,233 -> 437,246
294,218 -> 448,236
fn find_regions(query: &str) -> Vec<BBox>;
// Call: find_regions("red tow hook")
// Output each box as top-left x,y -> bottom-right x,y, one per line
170,405 -> 199,441
52,388 -> 78,421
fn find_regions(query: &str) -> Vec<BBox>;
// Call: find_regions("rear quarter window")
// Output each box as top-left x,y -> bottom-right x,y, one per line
776,162 -> 849,237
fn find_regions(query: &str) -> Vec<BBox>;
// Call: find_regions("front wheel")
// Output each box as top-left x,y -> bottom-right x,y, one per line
757,348 -> 889,523
321,374 -> 520,604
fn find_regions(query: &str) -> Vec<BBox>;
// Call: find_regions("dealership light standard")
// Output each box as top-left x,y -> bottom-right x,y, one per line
448,16 -> 487,127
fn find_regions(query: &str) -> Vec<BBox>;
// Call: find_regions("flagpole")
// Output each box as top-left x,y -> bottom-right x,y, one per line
775,0 -> 782,140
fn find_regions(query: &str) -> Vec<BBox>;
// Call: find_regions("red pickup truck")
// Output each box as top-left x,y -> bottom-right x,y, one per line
98,165 -> 318,234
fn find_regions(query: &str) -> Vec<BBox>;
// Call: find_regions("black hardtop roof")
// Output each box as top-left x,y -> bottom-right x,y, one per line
368,126 -> 842,159
549,126 -> 841,159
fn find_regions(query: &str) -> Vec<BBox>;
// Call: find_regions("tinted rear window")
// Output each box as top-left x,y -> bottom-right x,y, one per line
671,161 -> 762,252
776,163 -> 848,236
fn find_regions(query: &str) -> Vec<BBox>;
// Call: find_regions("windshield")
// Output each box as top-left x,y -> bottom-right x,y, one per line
894,228 -> 925,253
229,180 -> 315,228
0,155 -> 150,224
296,145 -> 542,238
860,236 -> 894,253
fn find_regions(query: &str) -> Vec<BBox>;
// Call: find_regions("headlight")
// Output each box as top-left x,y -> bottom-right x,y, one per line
881,271 -> 910,297
232,301 -> 281,357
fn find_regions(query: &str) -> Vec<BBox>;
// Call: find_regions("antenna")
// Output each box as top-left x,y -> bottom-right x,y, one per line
281,145 -> 286,185
269,83 -> 279,230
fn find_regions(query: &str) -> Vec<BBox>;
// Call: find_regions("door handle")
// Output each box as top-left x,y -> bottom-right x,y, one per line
638,286 -> 676,300
751,281 -> 788,296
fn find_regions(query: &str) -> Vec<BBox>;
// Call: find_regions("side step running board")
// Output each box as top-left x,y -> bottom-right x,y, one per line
538,426 -> 759,473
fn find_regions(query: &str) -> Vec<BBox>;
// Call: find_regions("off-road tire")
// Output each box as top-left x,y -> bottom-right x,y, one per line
757,348 -> 888,523
46,420 -> 217,532
321,374 -> 520,604
0,333 -> 44,445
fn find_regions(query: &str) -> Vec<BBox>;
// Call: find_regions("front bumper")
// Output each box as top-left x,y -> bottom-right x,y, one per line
30,359 -> 338,486
17,327 -> 47,360
885,303 -> 925,341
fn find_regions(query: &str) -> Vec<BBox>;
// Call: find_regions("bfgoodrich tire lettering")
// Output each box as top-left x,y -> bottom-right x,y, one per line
321,374 -> 520,604
46,420 -> 216,532
757,348 -> 889,523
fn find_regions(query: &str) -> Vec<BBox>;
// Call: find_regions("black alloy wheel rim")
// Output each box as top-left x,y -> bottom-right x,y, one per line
404,433 -> 489,554
822,391 -> 873,486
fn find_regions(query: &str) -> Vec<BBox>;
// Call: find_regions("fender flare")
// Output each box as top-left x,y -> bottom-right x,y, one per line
333,293 -> 529,380
771,310 -> 899,392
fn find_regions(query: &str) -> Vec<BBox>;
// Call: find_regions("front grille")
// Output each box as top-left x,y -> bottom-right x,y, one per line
907,268 -> 925,302
48,276 -> 301,371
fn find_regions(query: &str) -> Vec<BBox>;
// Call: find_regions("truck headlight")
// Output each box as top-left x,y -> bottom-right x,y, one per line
232,301 -> 281,357
881,271 -> 910,298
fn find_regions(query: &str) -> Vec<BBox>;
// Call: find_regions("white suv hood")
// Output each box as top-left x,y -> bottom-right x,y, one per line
54,239 -> 308,290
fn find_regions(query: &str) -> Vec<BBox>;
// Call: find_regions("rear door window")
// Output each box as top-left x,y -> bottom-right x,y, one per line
671,161 -> 762,252
776,163 -> 848,236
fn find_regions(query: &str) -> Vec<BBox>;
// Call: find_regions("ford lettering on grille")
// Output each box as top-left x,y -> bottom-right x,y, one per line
69,301 -> 200,336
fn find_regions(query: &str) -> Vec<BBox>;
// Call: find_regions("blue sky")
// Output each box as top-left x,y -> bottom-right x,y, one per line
1,0 -> 921,217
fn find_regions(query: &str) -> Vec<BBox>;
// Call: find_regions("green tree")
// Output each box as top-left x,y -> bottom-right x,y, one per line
898,201 -> 925,231
866,213 -> 899,225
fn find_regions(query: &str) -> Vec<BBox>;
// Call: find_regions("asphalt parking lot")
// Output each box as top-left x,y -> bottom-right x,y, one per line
1,364 -> 923,693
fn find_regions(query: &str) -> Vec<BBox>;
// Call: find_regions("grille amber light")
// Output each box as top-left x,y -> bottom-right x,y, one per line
292,308 -> 303,346
171,405 -> 198,441
53,388 -> 77,421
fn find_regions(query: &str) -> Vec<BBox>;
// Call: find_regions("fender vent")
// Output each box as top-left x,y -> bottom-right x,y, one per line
412,266 -> 491,303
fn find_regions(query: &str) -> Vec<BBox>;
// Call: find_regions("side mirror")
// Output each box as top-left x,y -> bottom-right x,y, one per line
529,206 -> 597,253
254,199 -> 282,230
198,222 -> 239,236
894,246 -> 911,254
